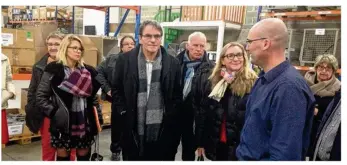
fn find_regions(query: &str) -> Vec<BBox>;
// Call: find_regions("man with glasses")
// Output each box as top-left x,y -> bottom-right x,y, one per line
25,32 -> 77,161
111,20 -> 182,160
176,32 -> 214,160
236,18 -> 315,160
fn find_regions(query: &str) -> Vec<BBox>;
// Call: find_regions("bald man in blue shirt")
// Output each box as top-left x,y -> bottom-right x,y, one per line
236,18 -> 315,161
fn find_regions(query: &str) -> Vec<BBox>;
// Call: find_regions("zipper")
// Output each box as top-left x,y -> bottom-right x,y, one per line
132,131 -> 139,148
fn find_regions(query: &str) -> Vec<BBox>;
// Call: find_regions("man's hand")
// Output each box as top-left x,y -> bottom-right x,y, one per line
196,147 -> 205,157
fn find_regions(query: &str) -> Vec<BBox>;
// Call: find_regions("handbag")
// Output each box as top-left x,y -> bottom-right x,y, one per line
91,134 -> 103,161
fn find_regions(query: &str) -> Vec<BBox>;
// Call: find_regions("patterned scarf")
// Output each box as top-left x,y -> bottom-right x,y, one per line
182,51 -> 202,100
209,68 -> 235,102
58,66 -> 92,138
137,47 -> 164,156
304,71 -> 341,97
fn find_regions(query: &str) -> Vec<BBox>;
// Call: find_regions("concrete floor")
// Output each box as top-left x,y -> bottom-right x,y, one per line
1,127 -> 184,161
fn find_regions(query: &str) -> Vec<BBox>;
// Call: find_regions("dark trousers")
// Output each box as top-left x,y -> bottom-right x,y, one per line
110,109 -> 123,154
215,142 -> 237,161
124,141 -> 175,161
181,112 -> 196,160
216,142 -> 229,160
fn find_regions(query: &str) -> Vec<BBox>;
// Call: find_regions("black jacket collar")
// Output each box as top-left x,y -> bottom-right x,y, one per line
125,45 -> 173,83
35,54 -> 49,70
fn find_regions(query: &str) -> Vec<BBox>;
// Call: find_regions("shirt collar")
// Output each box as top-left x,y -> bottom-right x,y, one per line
259,60 -> 291,83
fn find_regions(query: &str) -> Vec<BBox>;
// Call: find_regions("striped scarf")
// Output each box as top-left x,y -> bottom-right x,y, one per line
182,51 -> 202,100
58,66 -> 92,138
137,47 -> 164,156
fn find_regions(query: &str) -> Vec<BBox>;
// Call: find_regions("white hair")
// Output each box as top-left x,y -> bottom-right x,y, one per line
188,32 -> 207,44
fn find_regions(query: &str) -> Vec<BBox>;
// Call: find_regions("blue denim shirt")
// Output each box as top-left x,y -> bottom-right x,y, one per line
236,60 -> 315,160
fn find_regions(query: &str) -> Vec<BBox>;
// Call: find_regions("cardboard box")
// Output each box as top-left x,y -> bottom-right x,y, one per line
2,24 -> 57,48
22,24 -> 58,47
21,88 -> 29,112
32,9 -> 40,19
39,7 -> 55,20
1,47 -> 47,66
101,100 -> 111,114
1,28 -> 36,49
102,112 -> 111,125
78,35 -> 98,68
21,124 -> 34,136
49,9 -> 67,19
8,124 -> 23,136
86,36 -> 119,65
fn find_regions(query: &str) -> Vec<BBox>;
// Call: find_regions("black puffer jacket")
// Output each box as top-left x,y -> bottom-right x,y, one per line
196,80 -> 249,160
36,62 -> 103,136
25,55 -> 49,133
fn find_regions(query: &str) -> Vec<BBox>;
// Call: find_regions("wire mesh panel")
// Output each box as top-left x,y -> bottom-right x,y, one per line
299,29 -> 339,66
287,29 -> 304,65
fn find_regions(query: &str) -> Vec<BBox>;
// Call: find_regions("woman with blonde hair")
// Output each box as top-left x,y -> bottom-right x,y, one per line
305,54 -> 341,159
36,34 -> 103,161
195,42 -> 258,160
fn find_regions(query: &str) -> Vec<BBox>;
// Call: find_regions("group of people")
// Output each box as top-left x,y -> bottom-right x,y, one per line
0,17 -> 338,161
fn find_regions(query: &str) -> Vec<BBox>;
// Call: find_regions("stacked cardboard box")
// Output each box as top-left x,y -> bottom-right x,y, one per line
86,36 -> 119,64
6,108 -> 39,138
96,95 -> 112,125
1,24 -> 57,67
78,36 -> 99,68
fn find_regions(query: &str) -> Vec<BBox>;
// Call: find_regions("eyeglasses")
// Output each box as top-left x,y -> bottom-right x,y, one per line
317,65 -> 333,72
223,53 -> 244,60
68,46 -> 84,52
47,43 -> 60,47
141,34 -> 162,40
246,38 -> 267,44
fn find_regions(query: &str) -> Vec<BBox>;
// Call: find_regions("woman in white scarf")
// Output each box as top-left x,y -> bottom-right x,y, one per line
195,42 -> 257,160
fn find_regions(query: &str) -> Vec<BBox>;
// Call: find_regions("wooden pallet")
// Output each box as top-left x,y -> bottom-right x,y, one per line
11,66 -> 33,74
2,134 -> 41,148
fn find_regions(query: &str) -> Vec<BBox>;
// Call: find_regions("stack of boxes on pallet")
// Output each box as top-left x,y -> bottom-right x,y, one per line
7,6 -> 70,21
32,7 -> 69,20
2,24 -> 55,73
1,24 -> 58,73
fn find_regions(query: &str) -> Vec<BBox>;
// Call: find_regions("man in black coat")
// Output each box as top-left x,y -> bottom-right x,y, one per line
176,32 -> 214,160
111,20 -> 182,160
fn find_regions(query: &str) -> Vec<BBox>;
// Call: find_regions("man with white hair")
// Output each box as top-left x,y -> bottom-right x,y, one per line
176,32 -> 214,160
236,18 -> 315,160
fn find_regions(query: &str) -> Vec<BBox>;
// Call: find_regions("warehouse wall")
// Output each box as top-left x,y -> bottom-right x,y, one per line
175,30 -> 241,51
241,6 -> 341,66
82,9 -> 105,35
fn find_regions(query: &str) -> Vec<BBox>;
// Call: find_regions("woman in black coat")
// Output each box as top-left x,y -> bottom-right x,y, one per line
195,42 -> 257,160
304,54 -> 341,159
36,34 -> 102,161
